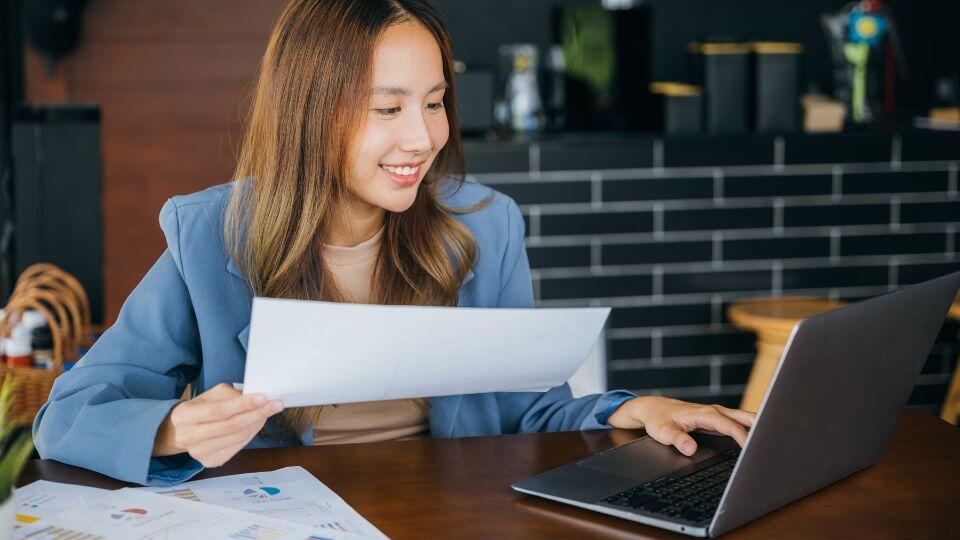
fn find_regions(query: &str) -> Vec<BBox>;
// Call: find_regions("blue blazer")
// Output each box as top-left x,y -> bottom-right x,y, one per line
32,179 -> 636,486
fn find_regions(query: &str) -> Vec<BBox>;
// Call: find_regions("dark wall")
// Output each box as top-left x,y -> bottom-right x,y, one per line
468,130 -> 960,412
22,0 -> 284,324
1,0 -> 25,301
12,107 -> 104,323
433,0 -> 960,109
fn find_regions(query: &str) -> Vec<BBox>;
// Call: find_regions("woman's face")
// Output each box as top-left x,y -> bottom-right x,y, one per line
347,20 -> 450,215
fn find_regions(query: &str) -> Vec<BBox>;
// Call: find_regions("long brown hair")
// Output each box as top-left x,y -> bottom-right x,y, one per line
226,0 -> 488,432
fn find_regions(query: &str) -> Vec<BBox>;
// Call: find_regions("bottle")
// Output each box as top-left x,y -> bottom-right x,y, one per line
21,310 -> 47,331
5,324 -> 34,368
545,44 -> 567,132
498,43 -> 544,135
32,326 -> 55,370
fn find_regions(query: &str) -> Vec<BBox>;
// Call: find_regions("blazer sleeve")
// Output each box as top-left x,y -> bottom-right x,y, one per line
494,197 -> 636,433
32,200 -> 205,486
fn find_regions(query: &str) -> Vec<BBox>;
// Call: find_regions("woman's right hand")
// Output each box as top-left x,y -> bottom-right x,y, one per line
152,383 -> 285,467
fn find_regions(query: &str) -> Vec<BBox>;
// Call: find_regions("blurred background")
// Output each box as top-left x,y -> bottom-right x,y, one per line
1,0 -> 959,420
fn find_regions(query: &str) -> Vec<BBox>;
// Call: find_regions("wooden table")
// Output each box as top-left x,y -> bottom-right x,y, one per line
18,411 -> 960,539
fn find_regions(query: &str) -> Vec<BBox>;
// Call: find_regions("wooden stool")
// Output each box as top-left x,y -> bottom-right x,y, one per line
728,298 -> 845,412
940,299 -> 960,425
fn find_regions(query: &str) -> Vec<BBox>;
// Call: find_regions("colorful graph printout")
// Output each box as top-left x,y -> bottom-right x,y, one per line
14,480 -> 109,529
138,466 -> 385,538
13,488 -> 365,540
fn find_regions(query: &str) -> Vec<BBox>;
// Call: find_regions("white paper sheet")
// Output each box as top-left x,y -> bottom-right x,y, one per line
15,480 -> 109,528
13,487 -> 367,540
242,298 -> 610,407
136,466 -> 384,538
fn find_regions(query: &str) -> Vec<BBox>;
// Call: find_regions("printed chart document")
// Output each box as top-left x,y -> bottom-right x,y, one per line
15,480 -> 109,528
137,466 -> 384,538
13,487 -> 367,540
243,298 -> 611,407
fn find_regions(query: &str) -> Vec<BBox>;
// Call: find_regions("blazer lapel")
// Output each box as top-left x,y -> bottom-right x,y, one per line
226,258 -> 252,352
226,258 -> 244,281
237,323 -> 251,353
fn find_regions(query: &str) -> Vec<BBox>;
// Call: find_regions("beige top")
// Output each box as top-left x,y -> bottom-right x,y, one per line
312,226 -> 429,445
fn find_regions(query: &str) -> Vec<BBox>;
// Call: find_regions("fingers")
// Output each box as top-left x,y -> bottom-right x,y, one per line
632,398 -> 756,457
188,417 -> 270,467
690,408 -> 749,447
175,400 -> 283,446
174,393 -> 270,425
650,423 -> 699,457
190,435 -> 255,468
713,406 -> 756,429
161,382 -> 287,469
651,412 -> 748,457
177,399 -> 283,468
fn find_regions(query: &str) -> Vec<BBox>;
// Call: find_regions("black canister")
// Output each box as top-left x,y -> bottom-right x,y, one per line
650,82 -> 703,135
454,67 -> 495,135
31,325 -> 55,369
753,42 -> 804,133
691,42 -> 752,134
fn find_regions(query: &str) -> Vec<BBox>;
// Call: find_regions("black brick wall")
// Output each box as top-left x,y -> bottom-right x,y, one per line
468,131 -> 960,413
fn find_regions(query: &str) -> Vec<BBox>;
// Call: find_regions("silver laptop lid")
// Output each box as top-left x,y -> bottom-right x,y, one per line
710,272 -> 960,537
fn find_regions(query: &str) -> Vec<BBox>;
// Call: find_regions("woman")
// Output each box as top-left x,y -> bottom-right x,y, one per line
33,0 -> 754,486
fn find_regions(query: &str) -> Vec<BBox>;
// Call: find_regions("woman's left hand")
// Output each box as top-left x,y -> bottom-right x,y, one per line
607,396 -> 756,457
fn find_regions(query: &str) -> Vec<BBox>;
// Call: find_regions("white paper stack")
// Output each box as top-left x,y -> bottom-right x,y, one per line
14,467 -> 382,539
138,466 -> 385,538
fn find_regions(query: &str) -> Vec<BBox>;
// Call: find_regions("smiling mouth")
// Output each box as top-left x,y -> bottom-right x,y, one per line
380,162 -> 424,186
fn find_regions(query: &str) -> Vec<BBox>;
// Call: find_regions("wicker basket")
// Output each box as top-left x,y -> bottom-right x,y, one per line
0,364 -> 60,426
0,263 -> 92,426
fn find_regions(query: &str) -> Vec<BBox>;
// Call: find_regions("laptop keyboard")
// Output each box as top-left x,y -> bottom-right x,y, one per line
599,448 -> 740,525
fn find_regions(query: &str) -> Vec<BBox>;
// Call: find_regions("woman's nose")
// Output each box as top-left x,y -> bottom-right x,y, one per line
398,110 -> 432,155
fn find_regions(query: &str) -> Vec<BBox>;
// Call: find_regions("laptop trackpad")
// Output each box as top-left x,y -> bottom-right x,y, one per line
577,432 -> 737,482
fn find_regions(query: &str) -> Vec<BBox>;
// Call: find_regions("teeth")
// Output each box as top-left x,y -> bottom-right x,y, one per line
382,165 -> 418,176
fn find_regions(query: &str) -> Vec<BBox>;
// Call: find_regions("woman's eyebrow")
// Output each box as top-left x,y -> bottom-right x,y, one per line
371,81 -> 448,96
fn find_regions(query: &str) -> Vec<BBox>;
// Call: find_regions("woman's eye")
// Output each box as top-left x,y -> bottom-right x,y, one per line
375,102 -> 443,116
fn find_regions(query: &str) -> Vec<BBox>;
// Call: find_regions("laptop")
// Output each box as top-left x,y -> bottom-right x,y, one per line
513,271 -> 960,537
